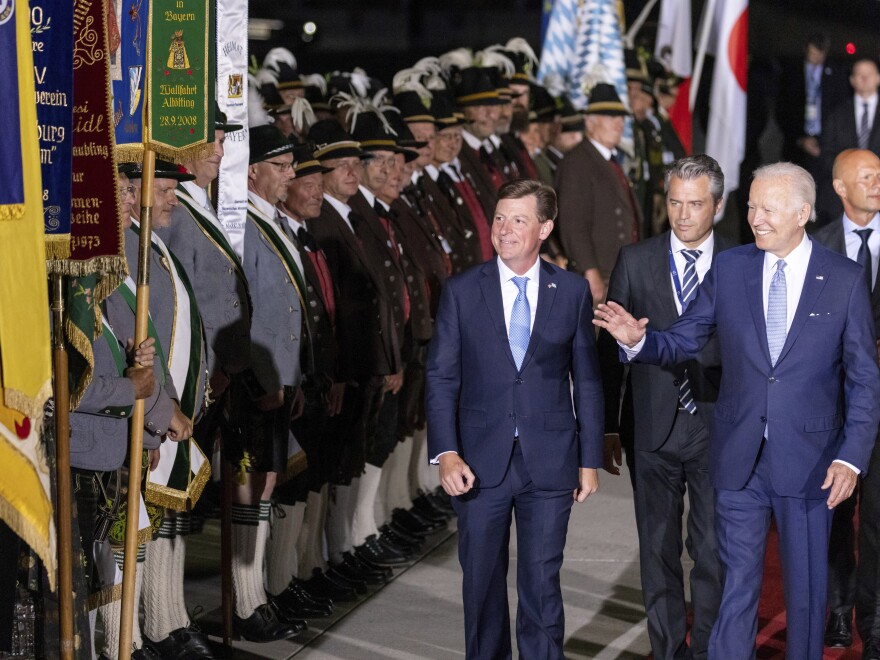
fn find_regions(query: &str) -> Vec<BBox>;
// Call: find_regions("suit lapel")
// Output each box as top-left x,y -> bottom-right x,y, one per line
744,247 -> 772,365
520,260 -> 557,372
775,244 -> 828,365
480,260 -> 517,369
651,233 -> 679,325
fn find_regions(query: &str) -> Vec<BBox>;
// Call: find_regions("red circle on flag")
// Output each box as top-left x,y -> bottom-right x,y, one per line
728,8 -> 749,92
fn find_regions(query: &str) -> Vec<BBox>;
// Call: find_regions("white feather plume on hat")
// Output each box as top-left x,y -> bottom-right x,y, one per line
300,73 -> 327,94
289,97 -> 316,134
580,63 -> 612,97
439,48 -> 474,76
348,68 -> 371,98
392,67 -> 433,100
248,73 -> 273,127
504,37 -> 538,68
477,47 -> 515,78
543,72 -> 566,98
262,47 -> 296,75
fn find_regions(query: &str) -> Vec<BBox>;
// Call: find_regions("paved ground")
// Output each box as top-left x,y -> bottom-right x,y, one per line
185,471 -> 659,659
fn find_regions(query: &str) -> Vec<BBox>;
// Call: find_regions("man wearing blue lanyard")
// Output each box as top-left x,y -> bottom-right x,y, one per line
598,155 -> 736,660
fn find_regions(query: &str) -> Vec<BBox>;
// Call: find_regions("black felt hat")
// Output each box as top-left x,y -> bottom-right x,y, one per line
293,143 -> 334,177
248,124 -> 297,164
452,67 -> 507,108
584,83 -> 629,116
215,103 -> 243,133
382,108 -> 428,149
309,119 -> 366,161
430,89 -> 466,127
125,159 -> 196,182
350,111 -> 418,163
555,94 -> 585,132
530,83 -> 557,123
393,90 -> 436,124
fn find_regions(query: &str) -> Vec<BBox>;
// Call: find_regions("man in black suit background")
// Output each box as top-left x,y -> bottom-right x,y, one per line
820,58 -> 880,223
813,148 -> 880,656
600,155 -> 733,660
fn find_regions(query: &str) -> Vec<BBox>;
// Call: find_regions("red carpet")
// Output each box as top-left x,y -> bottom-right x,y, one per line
756,521 -> 863,659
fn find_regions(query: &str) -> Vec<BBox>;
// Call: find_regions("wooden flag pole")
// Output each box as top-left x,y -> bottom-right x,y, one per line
51,273 -> 74,660
118,147 -> 156,660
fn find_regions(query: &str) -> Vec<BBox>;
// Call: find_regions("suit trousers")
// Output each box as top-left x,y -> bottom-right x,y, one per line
709,442 -> 834,660
452,442 -> 574,660
857,440 -> 880,642
634,408 -> 721,660
827,480 -> 857,616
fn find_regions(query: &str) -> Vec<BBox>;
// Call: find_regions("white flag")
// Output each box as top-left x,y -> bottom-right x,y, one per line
704,0 -> 748,217
216,0 -> 249,260
655,0 -> 692,78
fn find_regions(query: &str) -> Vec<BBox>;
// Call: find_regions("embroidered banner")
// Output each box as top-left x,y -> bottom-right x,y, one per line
145,0 -> 214,162
30,0 -> 74,262
0,0 -> 56,587
109,0 -> 149,161
215,0 -> 248,259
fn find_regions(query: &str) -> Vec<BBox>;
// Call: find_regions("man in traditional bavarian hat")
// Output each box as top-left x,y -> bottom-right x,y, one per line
306,119 -> 402,591
143,107 -> 250,659
267,144 -> 341,619
556,82 -> 642,304
225,123 -> 305,641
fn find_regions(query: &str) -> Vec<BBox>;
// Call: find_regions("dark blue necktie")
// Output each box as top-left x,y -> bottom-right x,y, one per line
677,249 -> 702,413
855,228 -> 874,292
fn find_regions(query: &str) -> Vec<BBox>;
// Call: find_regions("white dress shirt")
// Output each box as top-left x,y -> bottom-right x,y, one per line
461,129 -> 483,152
670,232 -> 715,315
248,191 -> 276,219
853,93 -> 879,135
589,138 -> 614,162
275,208 -> 305,275
180,181 -> 211,210
323,193 -> 355,234
761,231 -> 812,334
842,212 -> 880,289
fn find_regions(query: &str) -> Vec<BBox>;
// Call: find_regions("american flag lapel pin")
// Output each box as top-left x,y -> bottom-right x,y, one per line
548,282 -> 557,288
816,275 -> 824,280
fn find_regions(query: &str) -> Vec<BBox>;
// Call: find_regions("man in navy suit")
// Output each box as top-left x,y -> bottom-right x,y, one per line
426,179 -> 604,659
595,162 -> 880,659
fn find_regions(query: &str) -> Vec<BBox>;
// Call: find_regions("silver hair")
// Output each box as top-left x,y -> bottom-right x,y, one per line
664,154 -> 725,203
752,162 -> 817,222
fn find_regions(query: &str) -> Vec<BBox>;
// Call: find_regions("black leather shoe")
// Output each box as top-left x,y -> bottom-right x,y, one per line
233,603 -> 302,642
355,534 -> 410,566
304,568 -> 358,602
380,527 -> 421,554
824,610 -> 853,648
268,601 -> 309,632
271,583 -> 333,619
343,549 -> 392,580
327,563 -> 369,593
426,491 -> 455,516
377,532 -> 415,558
864,637 -> 880,660
393,508 -> 443,535
413,494 -> 450,522
285,577 -> 334,608
145,624 -> 215,659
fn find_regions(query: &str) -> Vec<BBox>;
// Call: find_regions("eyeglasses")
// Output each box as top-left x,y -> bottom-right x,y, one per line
118,185 -> 136,197
263,160 -> 294,172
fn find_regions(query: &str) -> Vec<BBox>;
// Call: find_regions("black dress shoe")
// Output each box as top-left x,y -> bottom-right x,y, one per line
864,637 -> 880,660
343,549 -> 393,580
355,534 -> 410,566
425,491 -> 455,516
304,568 -> 358,602
381,523 -> 422,548
393,508 -> 443,536
271,583 -> 333,618
377,532 -> 415,558
824,610 -> 853,648
412,495 -> 449,522
269,601 -> 309,631
233,603 -> 302,642
286,577 -> 334,608
145,624 -> 215,659
327,563 -> 369,592
380,528 -> 421,554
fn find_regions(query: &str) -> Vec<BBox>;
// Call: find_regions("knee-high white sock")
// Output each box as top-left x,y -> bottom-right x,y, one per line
89,608 -> 98,660
101,546 -> 146,658
230,503 -> 267,619
142,535 -> 177,642
388,436 -> 415,515
265,503 -> 304,596
325,484 -> 353,564
168,535 -> 190,632
409,428 -> 431,500
298,487 -> 328,575
351,464 -> 383,547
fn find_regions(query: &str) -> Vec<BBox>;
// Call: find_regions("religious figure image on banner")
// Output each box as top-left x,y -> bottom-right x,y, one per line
167,29 -> 189,69
228,73 -> 242,98
108,0 -> 123,80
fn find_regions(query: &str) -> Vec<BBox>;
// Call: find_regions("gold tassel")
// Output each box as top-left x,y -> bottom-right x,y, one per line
0,204 -> 26,221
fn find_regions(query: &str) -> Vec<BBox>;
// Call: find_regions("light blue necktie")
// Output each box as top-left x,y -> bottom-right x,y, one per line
677,249 -> 702,413
509,276 -> 530,370
767,260 -> 787,365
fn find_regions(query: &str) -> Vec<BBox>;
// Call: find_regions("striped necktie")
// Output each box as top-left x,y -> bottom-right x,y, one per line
767,260 -> 787,365
859,102 -> 871,150
677,249 -> 702,414
509,276 -> 530,370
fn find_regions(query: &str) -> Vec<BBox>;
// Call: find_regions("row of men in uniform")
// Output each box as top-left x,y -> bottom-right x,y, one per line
61,37 -> 691,659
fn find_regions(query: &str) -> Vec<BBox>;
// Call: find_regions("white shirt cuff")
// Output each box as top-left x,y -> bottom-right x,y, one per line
833,459 -> 861,476
430,450 -> 458,465
618,335 -> 646,361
